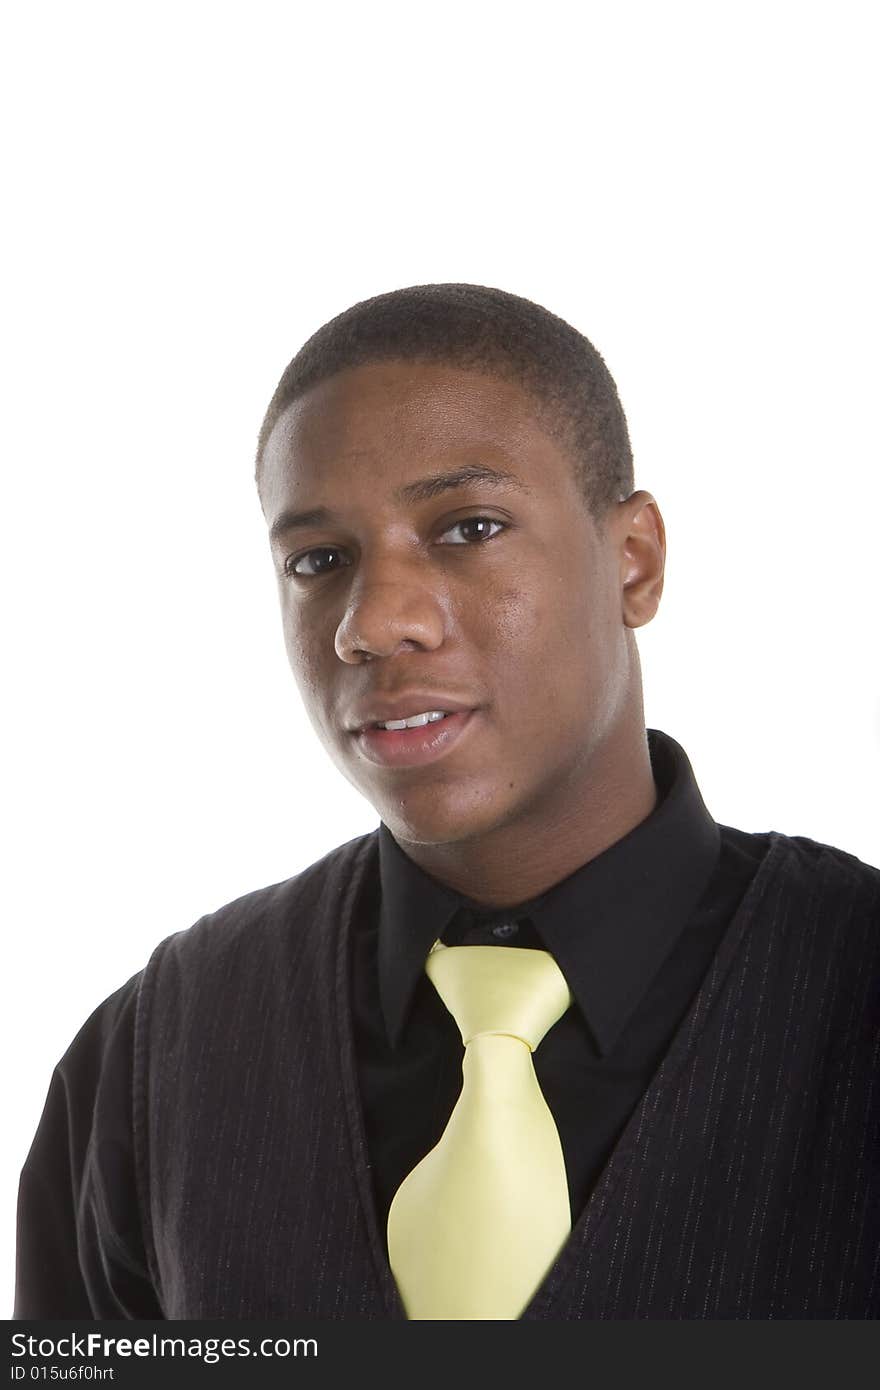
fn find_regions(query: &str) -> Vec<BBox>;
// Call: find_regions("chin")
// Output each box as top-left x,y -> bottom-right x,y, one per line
377,781 -> 514,848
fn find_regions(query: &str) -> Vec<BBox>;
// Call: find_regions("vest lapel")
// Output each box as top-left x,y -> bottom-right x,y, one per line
333,832 -> 408,1318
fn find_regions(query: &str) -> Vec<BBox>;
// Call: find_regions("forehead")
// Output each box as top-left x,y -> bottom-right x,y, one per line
260,359 -> 573,499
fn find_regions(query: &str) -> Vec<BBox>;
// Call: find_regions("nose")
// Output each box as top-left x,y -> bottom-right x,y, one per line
334,569 -> 447,663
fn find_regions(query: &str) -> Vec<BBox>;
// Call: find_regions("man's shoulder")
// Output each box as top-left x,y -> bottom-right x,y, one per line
766,828 -> 879,895
148,826 -> 380,974
723,823 -> 880,922
205,825 -> 379,922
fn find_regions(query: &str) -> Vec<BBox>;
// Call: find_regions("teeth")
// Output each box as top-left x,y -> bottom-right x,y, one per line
378,710 -> 449,730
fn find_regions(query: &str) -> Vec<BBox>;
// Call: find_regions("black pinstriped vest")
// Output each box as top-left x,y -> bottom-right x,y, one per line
135,828 -> 880,1318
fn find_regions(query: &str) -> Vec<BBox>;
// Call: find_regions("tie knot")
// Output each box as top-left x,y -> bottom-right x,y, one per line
425,942 -> 572,1050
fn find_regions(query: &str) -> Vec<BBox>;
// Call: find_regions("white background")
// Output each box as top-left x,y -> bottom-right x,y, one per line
3,1 -> 878,1314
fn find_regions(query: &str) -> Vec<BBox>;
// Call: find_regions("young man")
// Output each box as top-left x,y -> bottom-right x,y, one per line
15,285 -> 880,1320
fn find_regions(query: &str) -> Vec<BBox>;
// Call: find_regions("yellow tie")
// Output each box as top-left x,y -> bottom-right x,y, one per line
387,939 -> 574,1320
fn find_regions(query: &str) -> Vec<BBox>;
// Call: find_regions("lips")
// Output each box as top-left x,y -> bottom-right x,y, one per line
346,693 -> 478,734
353,708 -> 478,768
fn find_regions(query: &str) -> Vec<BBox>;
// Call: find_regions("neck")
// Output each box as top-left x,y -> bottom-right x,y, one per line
393,726 -> 658,908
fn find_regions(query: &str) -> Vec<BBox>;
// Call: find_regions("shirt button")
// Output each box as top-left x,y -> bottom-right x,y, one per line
491,921 -> 519,940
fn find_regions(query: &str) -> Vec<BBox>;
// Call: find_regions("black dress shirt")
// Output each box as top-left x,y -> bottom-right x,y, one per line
15,729 -> 770,1317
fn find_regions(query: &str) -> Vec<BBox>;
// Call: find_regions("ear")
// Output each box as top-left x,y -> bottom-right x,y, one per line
614,490 -> 666,629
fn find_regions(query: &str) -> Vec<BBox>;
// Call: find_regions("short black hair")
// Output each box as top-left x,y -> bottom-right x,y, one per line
254,283 -> 634,521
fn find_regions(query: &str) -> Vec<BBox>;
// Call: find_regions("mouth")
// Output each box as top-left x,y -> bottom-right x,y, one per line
352,709 -> 479,768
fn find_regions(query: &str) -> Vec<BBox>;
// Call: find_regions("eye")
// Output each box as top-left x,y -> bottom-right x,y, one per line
437,516 -> 507,545
285,546 -> 351,579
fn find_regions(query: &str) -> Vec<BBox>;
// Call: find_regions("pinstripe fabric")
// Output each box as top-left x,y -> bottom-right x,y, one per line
135,827 -> 880,1319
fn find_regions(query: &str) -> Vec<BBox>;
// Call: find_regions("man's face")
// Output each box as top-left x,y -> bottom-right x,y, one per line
260,359 -> 648,848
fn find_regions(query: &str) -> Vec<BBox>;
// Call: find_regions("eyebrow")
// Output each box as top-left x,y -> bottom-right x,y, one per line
268,463 -> 529,545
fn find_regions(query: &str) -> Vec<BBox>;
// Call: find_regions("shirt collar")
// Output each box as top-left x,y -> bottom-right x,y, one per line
377,728 -> 721,1055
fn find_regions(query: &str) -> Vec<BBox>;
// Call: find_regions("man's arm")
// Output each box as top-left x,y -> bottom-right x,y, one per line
14,974 -> 163,1318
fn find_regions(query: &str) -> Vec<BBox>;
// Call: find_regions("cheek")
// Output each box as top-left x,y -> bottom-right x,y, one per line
281,607 -> 328,705
478,567 -> 568,644
484,574 -> 620,722
482,582 -> 582,716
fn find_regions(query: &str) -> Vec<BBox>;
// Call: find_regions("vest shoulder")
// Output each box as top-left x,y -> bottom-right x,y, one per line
765,829 -> 880,895
730,828 -> 880,930
147,827 -> 379,972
